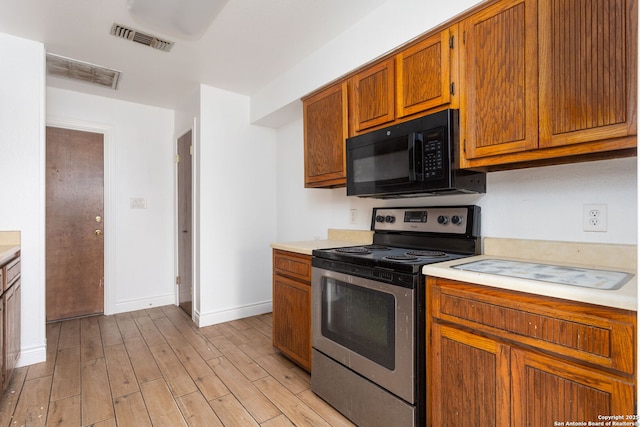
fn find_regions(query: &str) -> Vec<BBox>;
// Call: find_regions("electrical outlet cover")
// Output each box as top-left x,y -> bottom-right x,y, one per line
583,204 -> 607,232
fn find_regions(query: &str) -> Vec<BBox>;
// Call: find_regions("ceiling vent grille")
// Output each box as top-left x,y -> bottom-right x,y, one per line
46,53 -> 121,90
110,23 -> 174,52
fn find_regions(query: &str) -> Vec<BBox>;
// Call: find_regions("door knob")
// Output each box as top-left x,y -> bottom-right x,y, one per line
95,229 -> 103,236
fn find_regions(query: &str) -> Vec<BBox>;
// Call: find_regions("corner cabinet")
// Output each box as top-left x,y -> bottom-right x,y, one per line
272,249 -> 312,371
460,0 -> 637,168
427,278 -> 636,426
303,82 -> 348,188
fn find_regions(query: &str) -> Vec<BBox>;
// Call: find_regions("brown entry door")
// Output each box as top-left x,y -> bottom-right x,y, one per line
46,127 -> 104,321
177,130 -> 193,316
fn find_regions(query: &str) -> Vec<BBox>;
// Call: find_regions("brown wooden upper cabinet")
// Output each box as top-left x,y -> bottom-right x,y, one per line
396,28 -> 456,118
302,0 -> 637,187
349,58 -> 396,134
350,28 -> 458,135
460,0 -> 637,168
303,81 -> 348,188
538,0 -> 637,148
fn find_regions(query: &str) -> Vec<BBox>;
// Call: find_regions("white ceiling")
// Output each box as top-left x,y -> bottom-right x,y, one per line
0,0 -> 389,110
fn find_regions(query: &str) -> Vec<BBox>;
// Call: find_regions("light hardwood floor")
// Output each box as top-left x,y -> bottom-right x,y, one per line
0,305 -> 355,426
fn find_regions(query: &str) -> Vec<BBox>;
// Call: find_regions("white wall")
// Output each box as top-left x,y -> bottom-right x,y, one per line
275,117 -> 638,246
47,88 -> 176,314
0,33 -> 46,366
196,85 -> 278,326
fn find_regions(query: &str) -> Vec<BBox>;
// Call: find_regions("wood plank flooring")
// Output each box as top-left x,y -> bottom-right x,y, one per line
0,306 -> 355,427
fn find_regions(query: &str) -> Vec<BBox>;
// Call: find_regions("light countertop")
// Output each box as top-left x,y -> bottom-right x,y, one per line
270,229 -> 373,256
0,245 -> 20,266
423,238 -> 637,311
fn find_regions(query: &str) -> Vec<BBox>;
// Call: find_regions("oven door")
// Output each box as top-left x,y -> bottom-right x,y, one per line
311,266 -> 415,403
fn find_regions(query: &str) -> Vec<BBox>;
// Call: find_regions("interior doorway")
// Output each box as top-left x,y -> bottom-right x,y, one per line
46,126 -> 105,321
177,130 -> 193,316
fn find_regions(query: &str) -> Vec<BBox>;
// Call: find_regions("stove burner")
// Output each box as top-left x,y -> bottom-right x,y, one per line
335,247 -> 371,254
406,250 -> 447,258
385,254 -> 419,261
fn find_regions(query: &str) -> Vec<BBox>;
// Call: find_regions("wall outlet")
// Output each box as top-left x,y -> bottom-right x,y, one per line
350,209 -> 358,224
583,204 -> 607,232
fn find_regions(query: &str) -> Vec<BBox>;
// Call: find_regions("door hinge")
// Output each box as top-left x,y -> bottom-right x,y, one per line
450,82 -> 455,95
449,35 -> 454,49
190,145 -> 193,156
176,276 -> 181,285
462,30 -> 466,44
176,154 -> 180,163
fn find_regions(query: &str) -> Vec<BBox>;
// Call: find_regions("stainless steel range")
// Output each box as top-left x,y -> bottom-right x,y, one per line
311,205 -> 481,427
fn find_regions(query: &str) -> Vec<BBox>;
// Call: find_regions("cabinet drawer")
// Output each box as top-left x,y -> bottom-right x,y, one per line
273,250 -> 312,282
5,257 -> 20,290
429,278 -> 636,376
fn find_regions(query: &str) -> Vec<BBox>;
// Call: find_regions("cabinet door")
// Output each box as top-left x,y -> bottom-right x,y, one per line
396,29 -> 453,118
303,81 -> 348,188
461,0 -> 538,159
350,58 -> 395,133
0,298 -> 3,392
430,323 -> 511,426
272,274 -> 311,371
4,281 -> 19,384
512,348 -> 636,425
538,0 -> 638,148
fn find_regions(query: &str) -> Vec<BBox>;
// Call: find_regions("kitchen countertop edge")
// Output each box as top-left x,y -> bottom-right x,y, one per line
0,245 -> 20,266
423,254 -> 637,311
270,239 -> 366,256
271,229 -> 373,256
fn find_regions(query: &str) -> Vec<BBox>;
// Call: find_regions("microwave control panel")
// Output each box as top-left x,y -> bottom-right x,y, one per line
422,127 -> 447,180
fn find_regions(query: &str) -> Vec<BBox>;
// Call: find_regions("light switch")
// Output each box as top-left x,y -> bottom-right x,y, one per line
130,198 -> 147,209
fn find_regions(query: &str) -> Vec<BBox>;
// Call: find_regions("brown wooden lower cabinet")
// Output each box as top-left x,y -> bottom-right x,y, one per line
431,323 -> 511,426
1,254 -> 20,391
427,277 -> 637,426
4,278 -> 20,386
511,348 -> 635,425
272,249 -> 312,371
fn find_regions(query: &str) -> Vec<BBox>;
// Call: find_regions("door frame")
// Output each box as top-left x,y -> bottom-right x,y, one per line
46,116 -> 114,314
175,122 -> 197,321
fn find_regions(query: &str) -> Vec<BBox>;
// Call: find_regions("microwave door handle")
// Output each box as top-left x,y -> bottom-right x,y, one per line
408,133 -> 423,182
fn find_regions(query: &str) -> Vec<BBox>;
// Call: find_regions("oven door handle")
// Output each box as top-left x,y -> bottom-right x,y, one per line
408,132 -> 423,182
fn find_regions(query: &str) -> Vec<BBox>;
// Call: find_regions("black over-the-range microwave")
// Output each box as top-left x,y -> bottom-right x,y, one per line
346,109 -> 486,198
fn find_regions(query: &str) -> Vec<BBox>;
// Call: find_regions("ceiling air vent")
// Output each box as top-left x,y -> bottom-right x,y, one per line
46,53 -> 121,90
110,23 -> 174,52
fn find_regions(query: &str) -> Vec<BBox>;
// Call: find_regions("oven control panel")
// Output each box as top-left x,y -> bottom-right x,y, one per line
372,206 -> 478,235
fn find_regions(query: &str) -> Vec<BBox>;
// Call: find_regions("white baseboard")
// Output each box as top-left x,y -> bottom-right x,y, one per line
195,300 -> 272,327
17,344 -> 46,367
